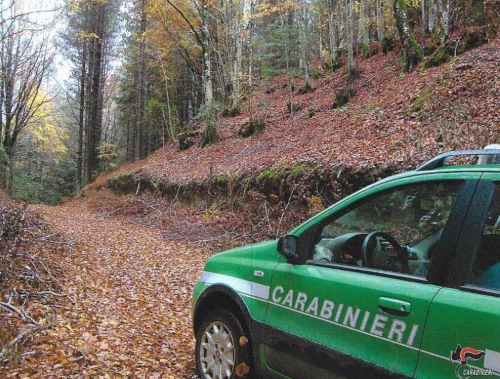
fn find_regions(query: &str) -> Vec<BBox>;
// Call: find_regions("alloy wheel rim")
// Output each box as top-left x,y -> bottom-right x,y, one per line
200,321 -> 236,379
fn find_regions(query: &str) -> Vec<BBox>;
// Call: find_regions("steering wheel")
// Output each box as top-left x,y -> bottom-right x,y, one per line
361,231 -> 409,273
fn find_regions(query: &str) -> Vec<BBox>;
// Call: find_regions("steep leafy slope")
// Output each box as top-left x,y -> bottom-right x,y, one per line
90,37 -> 500,194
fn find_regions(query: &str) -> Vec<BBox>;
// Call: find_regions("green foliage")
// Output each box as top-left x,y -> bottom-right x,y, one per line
424,46 -> 451,69
146,98 -> 181,149
9,106 -> 77,204
290,163 -> 314,180
406,92 -> 430,116
99,142 -> 124,173
262,66 -> 279,78
307,108 -> 316,118
256,169 -> 280,190
12,159 -> 77,205
0,145 -> 10,186
257,20 -> 300,76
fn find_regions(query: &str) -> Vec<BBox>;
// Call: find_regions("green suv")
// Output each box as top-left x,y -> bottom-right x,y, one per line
191,150 -> 500,379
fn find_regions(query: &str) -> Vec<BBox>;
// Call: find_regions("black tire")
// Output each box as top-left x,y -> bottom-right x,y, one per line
195,308 -> 252,379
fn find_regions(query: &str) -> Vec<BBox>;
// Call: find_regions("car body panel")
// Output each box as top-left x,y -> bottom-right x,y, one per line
193,240 -> 281,327
415,288 -> 500,378
263,262 -> 440,377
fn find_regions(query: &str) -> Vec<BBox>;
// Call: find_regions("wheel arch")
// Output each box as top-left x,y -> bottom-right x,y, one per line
193,284 -> 253,336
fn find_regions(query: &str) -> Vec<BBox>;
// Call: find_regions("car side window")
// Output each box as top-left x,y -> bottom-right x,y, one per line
468,183 -> 500,290
311,181 -> 464,278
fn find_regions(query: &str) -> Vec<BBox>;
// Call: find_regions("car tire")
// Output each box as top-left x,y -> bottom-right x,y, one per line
195,308 -> 252,379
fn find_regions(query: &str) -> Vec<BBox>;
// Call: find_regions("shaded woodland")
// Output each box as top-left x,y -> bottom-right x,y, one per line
1,0 -> 499,203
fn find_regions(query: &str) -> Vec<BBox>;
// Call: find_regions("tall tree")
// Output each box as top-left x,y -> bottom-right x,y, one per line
0,0 -> 54,192
346,0 -> 356,75
59,0 -> 118,185
298,0 -> 311,86
12,97 -> 76,204
135,0 -> 148,160
199,0 -> 217,147
326,0 -> 340,67
159,0 -> 219,147
429,0 -> 449,44
224,0 -> 246,113
393,0 -> 422,71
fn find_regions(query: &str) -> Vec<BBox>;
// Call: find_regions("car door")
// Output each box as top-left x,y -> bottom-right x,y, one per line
261,177 -> 476,379
415,177 -> 500,379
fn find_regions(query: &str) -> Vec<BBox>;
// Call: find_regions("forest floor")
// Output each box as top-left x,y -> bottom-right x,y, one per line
1,192 -> 214,378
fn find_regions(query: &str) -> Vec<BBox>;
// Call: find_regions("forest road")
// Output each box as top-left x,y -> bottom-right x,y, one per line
26,199 -> 202,379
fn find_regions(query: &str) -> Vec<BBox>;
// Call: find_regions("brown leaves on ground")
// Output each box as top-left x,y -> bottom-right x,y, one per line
2,193 -> 212,378
88,38 -> 500,192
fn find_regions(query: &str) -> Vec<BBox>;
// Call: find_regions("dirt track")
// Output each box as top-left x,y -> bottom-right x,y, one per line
12,198 -> 204,378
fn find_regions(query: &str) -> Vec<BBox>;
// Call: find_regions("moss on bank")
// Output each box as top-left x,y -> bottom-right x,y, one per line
95,163 -> 402,213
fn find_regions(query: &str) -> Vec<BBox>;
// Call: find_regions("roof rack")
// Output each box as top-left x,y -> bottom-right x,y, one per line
417,149 -> 500,171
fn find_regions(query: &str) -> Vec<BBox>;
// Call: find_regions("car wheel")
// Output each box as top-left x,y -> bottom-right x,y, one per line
195,308 -> 252,379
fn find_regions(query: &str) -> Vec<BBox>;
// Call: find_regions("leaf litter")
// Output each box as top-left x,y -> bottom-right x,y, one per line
2,194 -> 205,378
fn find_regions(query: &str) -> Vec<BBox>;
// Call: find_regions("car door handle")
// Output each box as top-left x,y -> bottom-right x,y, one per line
378,297 -> 411,316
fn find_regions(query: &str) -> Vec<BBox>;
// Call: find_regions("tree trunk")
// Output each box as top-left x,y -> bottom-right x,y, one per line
358,0 -> 370,48
137,0 -> 148,160
393,0 -> 422,71
200,0 -> 217,148
327,0 -> 339,67
0,0 -> 52,191
227,0 -> 244,113
347,0 -> 356,75
77,42 -> 86,187
85,2 -> 105,184
421,0 -> 429,33
431,0 -> 449,44
377,0 -> 385,42
299,0 -> 310,86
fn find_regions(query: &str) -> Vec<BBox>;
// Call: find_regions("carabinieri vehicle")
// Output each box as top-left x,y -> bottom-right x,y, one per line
191,150 -> 500,379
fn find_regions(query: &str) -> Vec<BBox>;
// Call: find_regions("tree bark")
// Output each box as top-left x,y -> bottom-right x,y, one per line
137,0 -> 148,160
200,0 -> 217,147
393,0 -> 422,71
299,0 -> 310,86
327,0 -> 339,67
85,2 -> 105,184
77,42 -> 86,187
347,0 -> 356,75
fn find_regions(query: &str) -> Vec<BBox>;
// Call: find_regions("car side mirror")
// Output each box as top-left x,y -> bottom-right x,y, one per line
277,235 -> 299,263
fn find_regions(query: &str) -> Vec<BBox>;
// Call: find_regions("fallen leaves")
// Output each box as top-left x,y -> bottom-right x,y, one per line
1,198 -> 206,378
